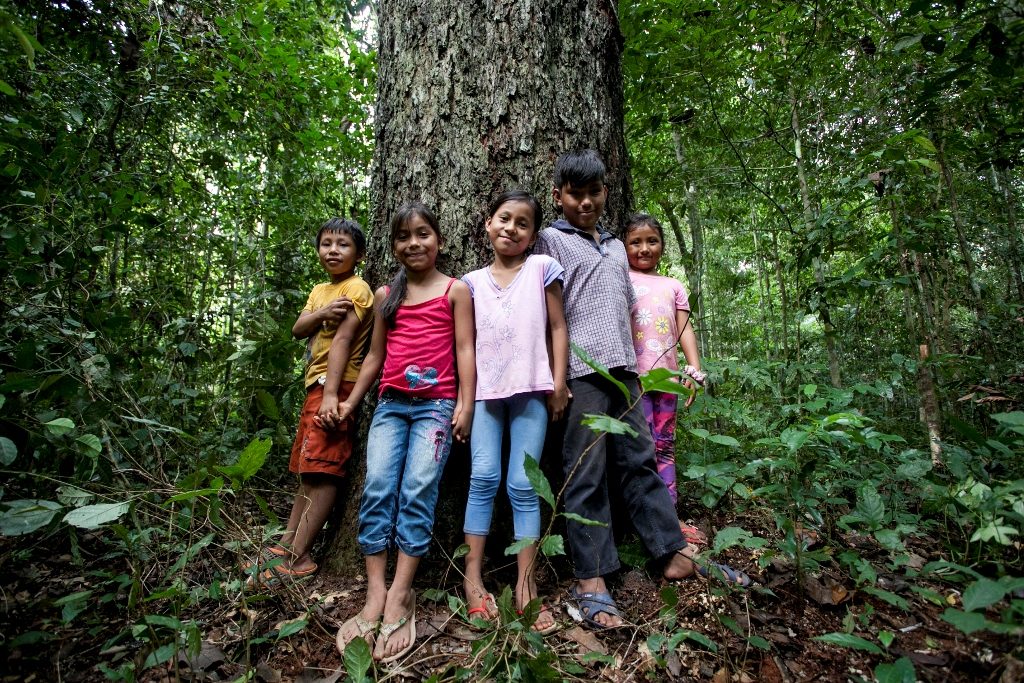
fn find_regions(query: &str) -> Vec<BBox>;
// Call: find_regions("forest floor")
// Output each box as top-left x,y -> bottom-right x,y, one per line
3,508 -> 1020,683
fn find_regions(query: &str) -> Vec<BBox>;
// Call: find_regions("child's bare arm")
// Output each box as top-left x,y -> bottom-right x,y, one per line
676,308 -> 701,407
316,310 -> 362,429
331,288 -> 388,423
545,280 -> 571,421
450,281 -> 476,443
292,296 -> 353,339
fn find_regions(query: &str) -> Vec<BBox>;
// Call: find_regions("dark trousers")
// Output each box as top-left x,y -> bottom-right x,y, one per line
562,369 -> 687,579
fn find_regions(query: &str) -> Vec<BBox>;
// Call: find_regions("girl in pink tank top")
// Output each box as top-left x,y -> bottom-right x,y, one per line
333,202 -> 476,662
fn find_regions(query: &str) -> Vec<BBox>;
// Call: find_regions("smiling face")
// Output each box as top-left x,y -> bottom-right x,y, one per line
485,199 -> 537,259
625,223 -> 664,274
392,213 -> 441,272
317,230 -> 360,281
554,180 -> 607,232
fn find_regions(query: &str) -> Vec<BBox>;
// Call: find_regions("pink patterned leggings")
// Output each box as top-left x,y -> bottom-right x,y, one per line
640,390 -> 679,503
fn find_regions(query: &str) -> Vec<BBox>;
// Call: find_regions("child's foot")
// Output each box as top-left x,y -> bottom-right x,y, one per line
662,545 -> 698,581
570,577 -> 623,629
286,553 -> 318,574
516,578 -> 555,633
375,588 -> 417,662
464,578 -> 498,622
337,585 -> 387,653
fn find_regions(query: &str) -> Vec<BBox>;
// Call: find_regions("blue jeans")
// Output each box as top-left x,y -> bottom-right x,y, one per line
358,391 -> 455,557
463,392 -> 548,540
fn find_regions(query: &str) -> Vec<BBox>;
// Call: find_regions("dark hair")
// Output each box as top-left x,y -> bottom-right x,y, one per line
553,149 -> 606,188
488,190 -> 543,232
315,217 -> 366,255
379,201 -> 442,328
625,213 -> 665,241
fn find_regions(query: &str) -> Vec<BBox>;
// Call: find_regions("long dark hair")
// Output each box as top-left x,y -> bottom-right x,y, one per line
379,201 -> 442,328
488,190 -> 543,231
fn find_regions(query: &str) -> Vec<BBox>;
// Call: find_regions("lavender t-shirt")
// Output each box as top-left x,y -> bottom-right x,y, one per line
463,254 -> 564,400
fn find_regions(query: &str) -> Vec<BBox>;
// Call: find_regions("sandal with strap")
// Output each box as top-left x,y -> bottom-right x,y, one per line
379,591 -> 417,664
568,585 -> 625,631
466,592 -> 498,627
679,521 -> 708,547
336,613 -> 380,655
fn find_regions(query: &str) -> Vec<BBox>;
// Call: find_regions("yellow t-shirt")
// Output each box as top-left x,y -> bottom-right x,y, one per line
302,275 -> 374,388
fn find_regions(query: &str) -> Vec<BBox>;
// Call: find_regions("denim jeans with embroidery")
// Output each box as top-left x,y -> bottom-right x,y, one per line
358,391 -> 455,557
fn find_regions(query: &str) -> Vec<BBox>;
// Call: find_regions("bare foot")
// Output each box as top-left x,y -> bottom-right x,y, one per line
375,588 -> 416,661
517,577 -> 554,632
337,584 -> 386,652
575,577 -> 623,628
663,545 -> 698,581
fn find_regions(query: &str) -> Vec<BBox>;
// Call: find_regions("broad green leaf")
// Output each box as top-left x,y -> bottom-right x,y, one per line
813,632 -> 883,654
56,485 -> 94,506
523,456 -> 555,509
874,657 -> 916,683
941,608 -> 987,634
670,629 -> 718,652
216,437 -> 271,482
0,79 -> 15,97
747,635 -> 771,650
780,427 -> 810,451
856,487 -> 886,528
142,643 -> 176,668
504,537 -> 534,555
571,343 -> 630,401
0,436 -> 16,465
862,586 -> 909,610
961,578 -> 1007,612
707,433 -> 740,447
582,414 -> 638,437
891,34 -> 923,52
76,434 -> 102,456
63,502 -> 130,529
143,614 -> 184,630
639,368 -> 690,395
0,499 -> 61,536
44,418 -> 75,436
255,389 -> 279,420
539,534 -> 565,556
873,528 -> 904,551
452,543 -> 470,559
712,526 -> 751,553
275,617 -> 308,640
343,634 -> 372,683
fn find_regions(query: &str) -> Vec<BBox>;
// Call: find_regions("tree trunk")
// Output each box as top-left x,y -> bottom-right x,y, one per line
326,0 -> 632,572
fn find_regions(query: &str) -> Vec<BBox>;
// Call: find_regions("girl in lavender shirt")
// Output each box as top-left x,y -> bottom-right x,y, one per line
461,191 -> 569,635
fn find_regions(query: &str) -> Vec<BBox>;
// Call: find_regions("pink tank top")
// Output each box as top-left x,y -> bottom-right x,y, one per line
378,278 -> 458,399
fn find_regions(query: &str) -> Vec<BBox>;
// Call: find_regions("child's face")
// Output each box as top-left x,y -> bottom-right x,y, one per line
318,230 -> 360,280
485,200 -> 537,258
625,224 -> 663,274
392,214 -> 441,272
553,181 -> 607,232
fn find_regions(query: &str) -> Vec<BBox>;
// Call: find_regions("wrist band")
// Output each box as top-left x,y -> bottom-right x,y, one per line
684,365 -> 706,387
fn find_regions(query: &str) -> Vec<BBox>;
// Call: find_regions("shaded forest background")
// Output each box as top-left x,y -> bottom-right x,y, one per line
0,1 -> 1022,681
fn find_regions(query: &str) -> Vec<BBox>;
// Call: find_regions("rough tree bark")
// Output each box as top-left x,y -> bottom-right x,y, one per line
326,0 -> 633,572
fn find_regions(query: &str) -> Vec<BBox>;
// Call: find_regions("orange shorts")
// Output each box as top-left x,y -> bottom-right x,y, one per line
289,382 -> 356,477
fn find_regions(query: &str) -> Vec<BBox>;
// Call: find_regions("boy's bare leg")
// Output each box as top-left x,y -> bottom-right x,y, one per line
463,533 -> 497,618
663,543 -> 698,580
517,543 -> 554,631
279,474 -> 337,571
375,551 -> 420,660
577,576 -> 623,627
337,552 -> 387,648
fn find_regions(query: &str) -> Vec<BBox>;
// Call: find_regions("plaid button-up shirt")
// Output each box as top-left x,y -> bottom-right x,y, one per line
533,219 -> 637,380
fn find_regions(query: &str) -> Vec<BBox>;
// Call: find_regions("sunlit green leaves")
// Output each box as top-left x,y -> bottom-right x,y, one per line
0,499 -> 61,536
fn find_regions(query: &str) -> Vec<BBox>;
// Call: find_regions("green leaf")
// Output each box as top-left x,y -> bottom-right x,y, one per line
75,434 -> 102,456
892,34 -> 923,52
813,632 -> 884,654
0,79 -> 15,97
639,368 -> 690,395
215,437 -> 271,482
941,608 -> 987,634
56,485 -> 94,506
452,543 -> 470,559
523,456 -> 555,510
674,629 -> 718,652
142,614 -> 184,630
582,413 -> 638,437
780,427 -> 810,451
707,433 -> 740,447
873,528 -> 904,551
856,487 -> 886,528
712,526 -> 751,553
862,586 -> 909,610
747,635 -> 771,650
44,417 -> 76,436
961,578 -> 1007,612
539,534 -> 565,556
343,634 -> 372,683
561,511 -> 607,527
504,537 -> 535,555
0,499 -> 61,536
571,343 -> 630,401
63,502 -> 130,529
0,436 -> 16,465
874,657 -> 916,683
142,643 -> 176,668
275,617 -> 308,639
255,389 -> 280,420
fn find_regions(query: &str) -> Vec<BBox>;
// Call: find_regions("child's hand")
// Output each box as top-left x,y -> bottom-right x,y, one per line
452,403 -> 473,443
547,383 -> 571,421
316,393 -> 340,429
683,378 -> 697,408
320,296 -> 353,324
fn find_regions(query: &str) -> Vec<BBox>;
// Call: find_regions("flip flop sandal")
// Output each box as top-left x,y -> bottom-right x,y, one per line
694,560 -> 751,588
336,613 -> 380,655
518,604 -> 558,636
241,546 -> 288,573
567,585 -> 625,631
466,592 -> 498,626
679,521 -> 708,547
246,562 -> 318,589
379,592 -> 417,664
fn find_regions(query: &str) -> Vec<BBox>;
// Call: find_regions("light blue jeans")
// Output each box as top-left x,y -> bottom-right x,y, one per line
358,391 -> 455,557
463,392 -> 548,540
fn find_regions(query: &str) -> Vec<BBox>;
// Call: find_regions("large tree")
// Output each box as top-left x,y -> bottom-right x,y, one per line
326,0 -> 633,569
